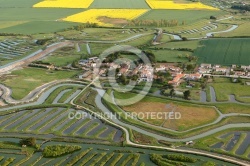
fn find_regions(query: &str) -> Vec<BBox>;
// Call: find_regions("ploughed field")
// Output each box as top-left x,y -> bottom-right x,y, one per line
194,38 -> 250,65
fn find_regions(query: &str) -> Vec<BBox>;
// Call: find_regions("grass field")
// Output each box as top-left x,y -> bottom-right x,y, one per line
152,49 -> 190,63
153,40 -> 200,50
1,67 -> 80,100
89,0 -> 150,9
213,82 -> 250,102
194,38 -> 250,65
0,8 -> 82,34
41,46 -> 81,66
216,22 -> 250,37
115,91 -> 218,131
0,21 -> 78,35
138,10 -> 223,24
0,0 -> 40,7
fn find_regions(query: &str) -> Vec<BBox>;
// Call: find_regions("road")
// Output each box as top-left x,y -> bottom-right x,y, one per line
0,80 -> 248,165
0,41 -> 72,75
69,82 -> 249,166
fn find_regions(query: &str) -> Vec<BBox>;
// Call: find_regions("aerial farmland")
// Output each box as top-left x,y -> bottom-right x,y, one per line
0,0 -> 249,165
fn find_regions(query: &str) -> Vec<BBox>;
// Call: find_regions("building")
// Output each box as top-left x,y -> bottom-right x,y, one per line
200,63 -> 212,69
168,74 -> 185,86
185,73 -> 202,80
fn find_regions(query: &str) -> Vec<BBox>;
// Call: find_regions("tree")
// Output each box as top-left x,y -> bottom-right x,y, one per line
20,137 -> 36,147
210,16 -> 217,20
186,64 -> 195,71
183,90 -> 191,100
170,89 -> 175,98
182,37 -> 188,41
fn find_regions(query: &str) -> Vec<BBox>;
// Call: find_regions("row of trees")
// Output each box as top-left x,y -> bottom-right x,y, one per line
128,19 -> 184,27
231,5 -> 250,11
43,145 -> 81,157
163,154 -> 197,163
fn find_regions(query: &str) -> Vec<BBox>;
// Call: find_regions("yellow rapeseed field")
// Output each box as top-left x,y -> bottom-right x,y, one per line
33,0 -> 94,8
146,0 -> 218,10
63,9 -> 149,26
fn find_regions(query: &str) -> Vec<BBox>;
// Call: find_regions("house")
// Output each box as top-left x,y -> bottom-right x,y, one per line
78,59 -> 88,65
155,66 -> 166,72
241,65 -> 250,71
232,64 -> 237,69
198,68 -> 212,74
168,74 -> 185,86
200,63 -> 212,69
213,64 -> 221,69
169,66 -> 181,72
234,71 -> 246,76
119,64 -> 130,75
186,141 -> 194,145
215,68 -> 227,73
88,57 -> 99,63
185,73 -> 202,80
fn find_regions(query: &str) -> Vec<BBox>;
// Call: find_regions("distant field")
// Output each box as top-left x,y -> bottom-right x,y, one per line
63,9 -> 149,26
33,0 -> 94,8
194,38 -> 250,65
145,0 -> 218,10
0,8 -> 82,34
0,0 -> 40,7
89,0 -> 150,9
0,21 -> 78,34
138,10 -> 213,23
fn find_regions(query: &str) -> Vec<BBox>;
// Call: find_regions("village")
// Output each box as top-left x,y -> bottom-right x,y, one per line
78,56 -> 250,88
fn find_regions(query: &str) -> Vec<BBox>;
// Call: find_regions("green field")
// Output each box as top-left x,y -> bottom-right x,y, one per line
209,78 -> 250,103
194,38 -> 250,65
0,8 -> 82,34
0,0 -> 40,7
152,49 -> 190,62
1,67 -> 80,100
153,40 -> 200,49
138,10 -> 224,24
89,0 -> 150,9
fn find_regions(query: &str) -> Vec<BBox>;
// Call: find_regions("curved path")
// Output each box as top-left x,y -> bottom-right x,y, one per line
0,81 -> 86,112
110,90 -> 250,134
93,89 -> 250,142
0,80 -> 248,165
69,82 -> 249,166
0,80 -> 88,105
164,16 -> 238,41
200,86 -> 250,105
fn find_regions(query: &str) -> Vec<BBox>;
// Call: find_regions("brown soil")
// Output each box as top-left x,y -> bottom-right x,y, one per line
97,16 -> 128,26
